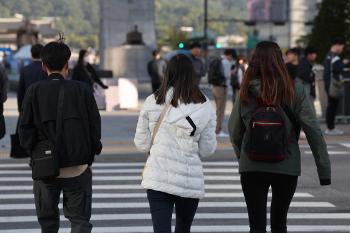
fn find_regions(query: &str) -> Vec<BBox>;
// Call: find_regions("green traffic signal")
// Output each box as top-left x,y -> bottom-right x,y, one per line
178,42 -> 185,49
215,43 -> 222,49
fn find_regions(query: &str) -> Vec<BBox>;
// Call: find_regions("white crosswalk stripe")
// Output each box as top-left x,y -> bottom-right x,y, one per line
0,160 -> 347,232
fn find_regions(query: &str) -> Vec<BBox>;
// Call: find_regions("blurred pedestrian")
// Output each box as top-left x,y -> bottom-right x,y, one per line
285,48 -> 299,80
189,42 -> 206,85
0,62 -> 7,139
17,44 -> 48,112
147,49 -> 167,93
296,46 -> 318,113
230,51 -> 243,104
208,49 -> 237,137
19,41 -> 102,233
72,49 -> 108,91
228,41 -> 331,233
134,54 -> 216,233
323,37 -> 346,135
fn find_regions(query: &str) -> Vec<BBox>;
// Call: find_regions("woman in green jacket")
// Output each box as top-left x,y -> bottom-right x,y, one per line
228,41 -> 331,233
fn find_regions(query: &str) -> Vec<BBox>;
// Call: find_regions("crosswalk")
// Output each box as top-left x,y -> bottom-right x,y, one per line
0,160 -> 348,232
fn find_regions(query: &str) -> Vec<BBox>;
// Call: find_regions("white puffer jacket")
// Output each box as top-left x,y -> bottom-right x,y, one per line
134,89 -> 217,198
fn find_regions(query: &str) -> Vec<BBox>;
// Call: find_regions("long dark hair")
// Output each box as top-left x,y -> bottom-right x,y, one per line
77,49 -> 87,66
155,54 -> 206,107
240,41 -> 295,105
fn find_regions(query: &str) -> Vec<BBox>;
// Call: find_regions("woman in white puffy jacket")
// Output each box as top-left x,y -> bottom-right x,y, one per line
134,54 -> 217,233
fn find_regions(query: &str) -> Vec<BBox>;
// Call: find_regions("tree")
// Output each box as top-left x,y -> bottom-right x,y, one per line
308,0 -> 350,62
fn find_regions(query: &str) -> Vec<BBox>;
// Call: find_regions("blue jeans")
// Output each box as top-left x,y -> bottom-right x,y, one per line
147,189 -> 199,233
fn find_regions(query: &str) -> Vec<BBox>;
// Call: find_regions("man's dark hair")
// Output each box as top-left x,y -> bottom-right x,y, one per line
31,44 -> 44,59
285,47 -> 299,56
304,46 -> 317,56
189,42 -> 201,49
224,49 -> 237,58
41,42 -> 71,71
331,37 -> 346,46
152,49 -> 160,57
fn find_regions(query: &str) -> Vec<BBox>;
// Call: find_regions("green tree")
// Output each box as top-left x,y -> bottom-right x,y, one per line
308,0 -> 350,62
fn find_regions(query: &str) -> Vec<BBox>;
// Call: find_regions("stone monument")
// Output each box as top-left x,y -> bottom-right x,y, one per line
100,0 -> 156,81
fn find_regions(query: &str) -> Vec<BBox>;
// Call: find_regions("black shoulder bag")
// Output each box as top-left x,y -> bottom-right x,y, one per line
31,82 -> 65,180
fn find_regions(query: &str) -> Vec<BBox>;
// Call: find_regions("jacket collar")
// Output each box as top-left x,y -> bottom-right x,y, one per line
48,73 -> 65,80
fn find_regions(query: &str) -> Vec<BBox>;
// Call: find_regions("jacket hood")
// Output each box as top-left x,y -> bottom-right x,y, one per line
164,87 -> 211,123
248,79 -> 261,97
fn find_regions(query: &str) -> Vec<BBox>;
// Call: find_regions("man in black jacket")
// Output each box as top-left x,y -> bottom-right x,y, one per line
17,44 -> 48,111
296,46 -> 317,112
323,37 -> 346,135
19,41 -> 102,233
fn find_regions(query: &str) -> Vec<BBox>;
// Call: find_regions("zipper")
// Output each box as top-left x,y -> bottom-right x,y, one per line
34,156 -> 53,161
253,122 -> 282,128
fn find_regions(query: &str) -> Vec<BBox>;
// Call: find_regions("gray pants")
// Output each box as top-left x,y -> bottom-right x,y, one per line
33,168 -> 92,233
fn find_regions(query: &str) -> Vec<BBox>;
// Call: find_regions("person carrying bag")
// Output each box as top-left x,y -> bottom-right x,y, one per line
19,40 -> 101,233
30,81 -> 64,180
134,54 -> 217,233
228,41 -> 331,233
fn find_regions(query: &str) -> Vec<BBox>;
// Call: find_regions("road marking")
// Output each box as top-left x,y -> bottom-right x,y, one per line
0,192 -> 313,199
305,151 -> 349,155
0,212 -> 348,223
0,168 -> 239,174
0,201 -> 334,210
0,175 -> 241,182
0,184 -> 244,191
340,143 -> 350,149
0,225 -> 349,232
0,161 -> 239,168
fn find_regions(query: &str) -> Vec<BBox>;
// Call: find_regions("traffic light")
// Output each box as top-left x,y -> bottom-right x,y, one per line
178,42 -> 185,49
215,43 -> 222,49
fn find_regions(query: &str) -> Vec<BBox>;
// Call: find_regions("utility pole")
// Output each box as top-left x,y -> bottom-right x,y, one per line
204,0 -> 208,51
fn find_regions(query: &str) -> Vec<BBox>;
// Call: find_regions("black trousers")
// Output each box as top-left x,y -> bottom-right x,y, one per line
241,172 -> 298,233
33,168 -> 92,233
326,95 -> 340,130
147,189 -> 199,233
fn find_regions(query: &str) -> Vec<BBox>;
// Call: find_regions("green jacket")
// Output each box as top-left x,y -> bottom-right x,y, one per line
228,79 -> 331,184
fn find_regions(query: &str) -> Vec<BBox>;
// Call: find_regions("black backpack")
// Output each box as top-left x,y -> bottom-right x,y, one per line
208,58 -> 225,86
248,103 -> 298,162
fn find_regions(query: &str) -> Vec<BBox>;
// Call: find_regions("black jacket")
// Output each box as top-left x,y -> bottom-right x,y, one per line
286,62 -> 298,80
17,61 -> 48,111
296,58 -> 315,84
19,73 -> 102,167
72,63 -> 106,89
323,52 -> 344,92
147,59 -> 161,85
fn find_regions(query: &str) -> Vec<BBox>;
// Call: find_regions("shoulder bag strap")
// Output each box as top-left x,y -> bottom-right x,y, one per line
150,104 -> 171,147
55,81 -> 65,152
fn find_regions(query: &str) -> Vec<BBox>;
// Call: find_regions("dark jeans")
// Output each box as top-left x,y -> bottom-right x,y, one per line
241,172 -> 298,233
326,95 -> 340,130
147,189 -> 199,233
33,168 -> 92,233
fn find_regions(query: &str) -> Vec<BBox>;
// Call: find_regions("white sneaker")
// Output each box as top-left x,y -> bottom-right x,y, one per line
299,131 -> 306,140
217,131 -> 229,137
325,128 -> 344,136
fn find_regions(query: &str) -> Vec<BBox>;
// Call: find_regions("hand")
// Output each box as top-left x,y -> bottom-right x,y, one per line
102,84 -> 108,89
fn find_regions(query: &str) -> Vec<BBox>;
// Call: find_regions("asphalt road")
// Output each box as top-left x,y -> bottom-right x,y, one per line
0,140 -> 349,233
0,93 -> 349,232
